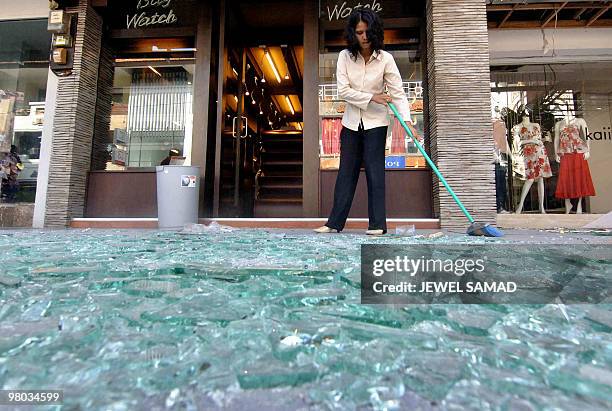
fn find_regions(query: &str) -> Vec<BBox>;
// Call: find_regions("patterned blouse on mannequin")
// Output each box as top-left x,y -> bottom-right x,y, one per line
512,122 -> 552,180
557,121 -> 589,155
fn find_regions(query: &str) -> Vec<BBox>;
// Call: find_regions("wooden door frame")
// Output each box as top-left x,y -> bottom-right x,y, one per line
303,0 -> 319,217
212,0 -> 227,217
192,0 -> 214,218
212,0 -> 316,217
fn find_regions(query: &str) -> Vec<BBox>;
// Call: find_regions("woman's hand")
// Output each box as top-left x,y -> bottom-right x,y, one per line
371,93 -> 392,105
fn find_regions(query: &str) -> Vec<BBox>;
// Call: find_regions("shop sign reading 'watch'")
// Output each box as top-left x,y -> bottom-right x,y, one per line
126,0 -> 178,30
322,0 -> 383,21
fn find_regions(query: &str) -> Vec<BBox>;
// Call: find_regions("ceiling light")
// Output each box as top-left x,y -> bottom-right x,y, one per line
265,49 -> 282,83
284,73 -> 290,80
285,96 -> 295,115
115,57 -> 194,63
148,46 -> 199,53
148,66 -> 162,77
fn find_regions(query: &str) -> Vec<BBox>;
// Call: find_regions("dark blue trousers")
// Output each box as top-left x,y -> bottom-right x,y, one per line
495,163 -> 508,212
326,125 -> 388,232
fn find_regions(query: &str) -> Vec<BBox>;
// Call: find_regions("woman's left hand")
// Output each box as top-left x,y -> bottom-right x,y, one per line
371,93 -> 393,105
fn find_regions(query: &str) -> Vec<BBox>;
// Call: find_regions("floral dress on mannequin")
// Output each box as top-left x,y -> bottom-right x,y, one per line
512,123 -> 552,180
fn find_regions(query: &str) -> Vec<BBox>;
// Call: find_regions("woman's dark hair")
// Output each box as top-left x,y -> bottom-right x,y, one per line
344,9 -> 384,60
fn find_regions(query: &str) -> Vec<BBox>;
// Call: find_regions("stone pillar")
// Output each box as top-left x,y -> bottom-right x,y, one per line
91,40 -> 114,172
43,0 -> 104,227
426,0 -> 496,229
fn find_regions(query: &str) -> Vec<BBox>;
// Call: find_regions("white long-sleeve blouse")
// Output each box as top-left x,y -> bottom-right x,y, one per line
336,48 -> 411,131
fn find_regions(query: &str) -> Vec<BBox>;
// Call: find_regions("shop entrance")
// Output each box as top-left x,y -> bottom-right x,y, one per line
213,0 -> 304,218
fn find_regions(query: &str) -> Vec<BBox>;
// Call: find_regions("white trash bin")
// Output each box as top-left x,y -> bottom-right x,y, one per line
156,165 -> 200,229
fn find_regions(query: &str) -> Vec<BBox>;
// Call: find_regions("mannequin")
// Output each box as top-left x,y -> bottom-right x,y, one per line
553,114 -> 595,214
492,107 -> 511,212
512,111 -> 552,214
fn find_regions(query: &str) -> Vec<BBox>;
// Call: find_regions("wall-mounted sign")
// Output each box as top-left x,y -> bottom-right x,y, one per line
320,1 -> 420,23
127,0 -> 178,30
587,126 -> 612,141
109,0 -> 198,32
322,0 -> 383,21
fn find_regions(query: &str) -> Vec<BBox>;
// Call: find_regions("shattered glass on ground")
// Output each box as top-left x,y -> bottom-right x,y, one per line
0,227 -> 611,410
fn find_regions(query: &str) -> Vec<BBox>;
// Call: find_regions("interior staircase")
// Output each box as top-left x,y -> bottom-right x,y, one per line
254,131 -> 303,217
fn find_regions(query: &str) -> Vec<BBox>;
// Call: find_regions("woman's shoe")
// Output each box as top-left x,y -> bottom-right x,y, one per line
314,226 -> 339,233
365,229 -> 386,236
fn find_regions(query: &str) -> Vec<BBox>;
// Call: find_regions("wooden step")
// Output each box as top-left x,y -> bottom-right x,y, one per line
256,197 -> 303,204
259,189 -> 303,199
261,160 -> 302,166
260,183 -> 303,189
261,137 -> 303,144
260,175 -> 303,181
261,144 -> 304,156
261,154 -> 303,163
259,169 -> 302,177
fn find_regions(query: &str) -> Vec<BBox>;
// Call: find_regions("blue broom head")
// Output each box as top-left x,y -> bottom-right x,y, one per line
467,222 -> 504,237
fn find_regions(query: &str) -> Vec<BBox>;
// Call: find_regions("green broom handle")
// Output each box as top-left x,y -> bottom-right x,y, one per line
388,102 -> 475,224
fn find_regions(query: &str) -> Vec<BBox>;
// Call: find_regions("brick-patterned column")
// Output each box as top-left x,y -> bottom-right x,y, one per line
44,0 -> 103,227
91,41 -> 114,172
426,0 -> 496,229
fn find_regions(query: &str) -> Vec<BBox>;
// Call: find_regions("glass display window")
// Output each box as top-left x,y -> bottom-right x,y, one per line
0,18 -> 50,203
107,64 -> 195,169
318,24 -> 425,170
490,62 -> 612,215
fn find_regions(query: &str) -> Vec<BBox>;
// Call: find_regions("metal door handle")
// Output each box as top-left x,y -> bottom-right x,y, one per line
232,116 -> 238,139
240,116 -> 248,139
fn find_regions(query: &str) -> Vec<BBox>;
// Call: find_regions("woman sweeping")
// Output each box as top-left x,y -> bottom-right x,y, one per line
315,8 -> 412,235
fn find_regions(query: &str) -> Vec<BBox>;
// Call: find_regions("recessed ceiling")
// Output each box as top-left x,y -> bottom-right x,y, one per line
487,1 -> 612,29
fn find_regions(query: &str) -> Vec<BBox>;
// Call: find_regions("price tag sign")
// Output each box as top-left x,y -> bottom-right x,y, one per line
385,156 -> 405,169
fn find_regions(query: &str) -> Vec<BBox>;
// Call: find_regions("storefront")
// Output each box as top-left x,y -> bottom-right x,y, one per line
318,1 -> 432,219
487,1 -> 612,218
70,0 -> 435,222
34,0 -> 536,228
